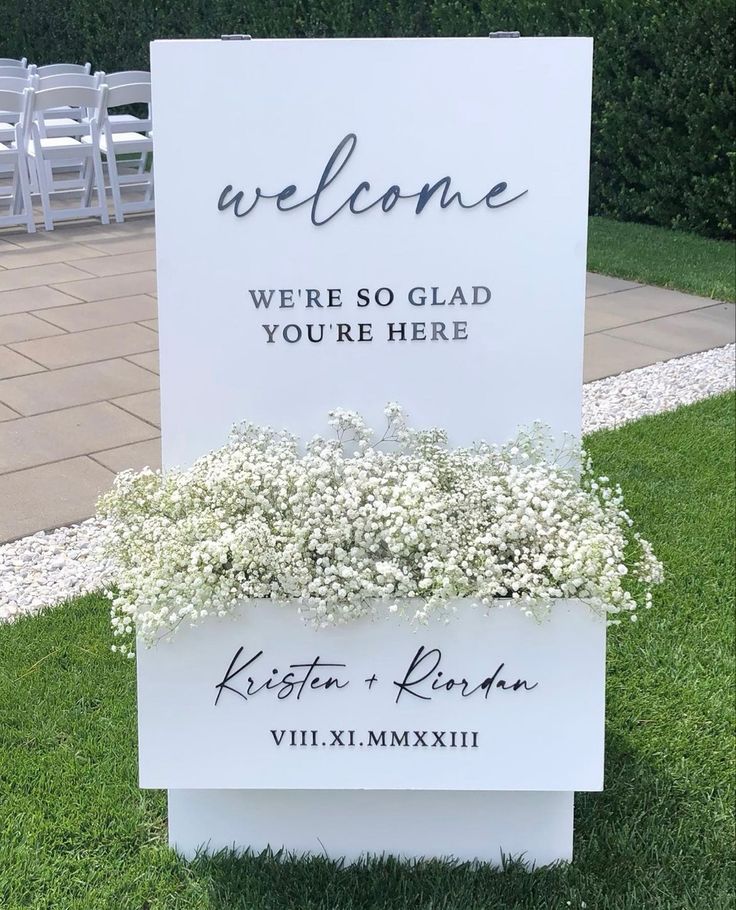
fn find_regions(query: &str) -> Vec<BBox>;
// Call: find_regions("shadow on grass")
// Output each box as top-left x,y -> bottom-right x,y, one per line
183,732 -> 724,910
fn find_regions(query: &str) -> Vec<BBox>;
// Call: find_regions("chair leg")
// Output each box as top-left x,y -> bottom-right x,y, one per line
34,155 -> 55,232
27,154 -> 39,193
16,157 -> 36,234
81,158 -> 93,208
106,153 -> 124,223
143,160 -> 154,203
91,150 -> 109,225
44,160 -> 55,200
10,168 -> 21,215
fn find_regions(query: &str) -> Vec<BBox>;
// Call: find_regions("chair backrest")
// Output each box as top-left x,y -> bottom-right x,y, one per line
0,57 -> 27,68
106,82 -> 152,109
35,62 -> 92,77
0,75 -> 34,92
102,82 -> 152,134
30,85 -> 107,117
99,70 -> 151,88
0,88 -> 32,116
0,87 -> 33,143
38,72 -> 101,90
0,65 -> 33,79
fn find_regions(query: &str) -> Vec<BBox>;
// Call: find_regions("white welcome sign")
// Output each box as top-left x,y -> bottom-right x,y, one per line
152,36 -> 592,467
146,35 -> 596,864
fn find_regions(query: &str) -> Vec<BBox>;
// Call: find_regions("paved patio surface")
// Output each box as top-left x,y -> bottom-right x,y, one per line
0,215 -> 733,542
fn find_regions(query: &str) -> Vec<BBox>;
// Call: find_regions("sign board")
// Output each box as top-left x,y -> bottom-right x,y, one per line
151,37 -> 593,470
143,36 -> 597,819
137,600 -> 605,790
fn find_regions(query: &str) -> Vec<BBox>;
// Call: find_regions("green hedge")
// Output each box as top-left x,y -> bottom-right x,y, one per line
5,0 -> 735,238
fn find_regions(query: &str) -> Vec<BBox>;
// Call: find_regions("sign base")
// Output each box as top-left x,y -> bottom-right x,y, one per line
168,789 -> 574,866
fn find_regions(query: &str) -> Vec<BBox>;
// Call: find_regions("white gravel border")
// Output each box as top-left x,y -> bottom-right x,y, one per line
582,343 -> 735,434
1,343 -> 734,623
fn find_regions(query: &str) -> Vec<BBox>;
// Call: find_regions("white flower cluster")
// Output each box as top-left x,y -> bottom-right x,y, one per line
98,405 -> 663,652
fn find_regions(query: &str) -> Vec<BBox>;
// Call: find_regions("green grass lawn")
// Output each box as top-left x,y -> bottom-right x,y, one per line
1,394 -> 734,910
587,217 -> 736,302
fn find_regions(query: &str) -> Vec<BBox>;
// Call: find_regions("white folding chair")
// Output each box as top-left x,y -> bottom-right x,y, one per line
0,58 -> 27,68
87,82 -> 153,222
27,85 -> 109,230
0,88 -> 35,232
27,74 -> 102,192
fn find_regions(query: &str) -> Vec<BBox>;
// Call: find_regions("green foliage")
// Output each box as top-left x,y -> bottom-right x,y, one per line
0,393 -> 734,908
2,0 -> 734,238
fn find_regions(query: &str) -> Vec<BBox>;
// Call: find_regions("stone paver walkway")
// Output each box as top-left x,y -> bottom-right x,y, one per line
0,216 -> 733,542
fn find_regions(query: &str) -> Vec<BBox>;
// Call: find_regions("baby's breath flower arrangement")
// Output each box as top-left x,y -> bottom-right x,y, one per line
98,404 -> 662,654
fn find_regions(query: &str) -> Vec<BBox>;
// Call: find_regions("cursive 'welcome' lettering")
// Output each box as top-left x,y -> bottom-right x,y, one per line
217,133 -> 528,227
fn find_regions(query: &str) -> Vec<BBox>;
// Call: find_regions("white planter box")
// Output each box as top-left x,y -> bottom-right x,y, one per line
137,599 -> 606,863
